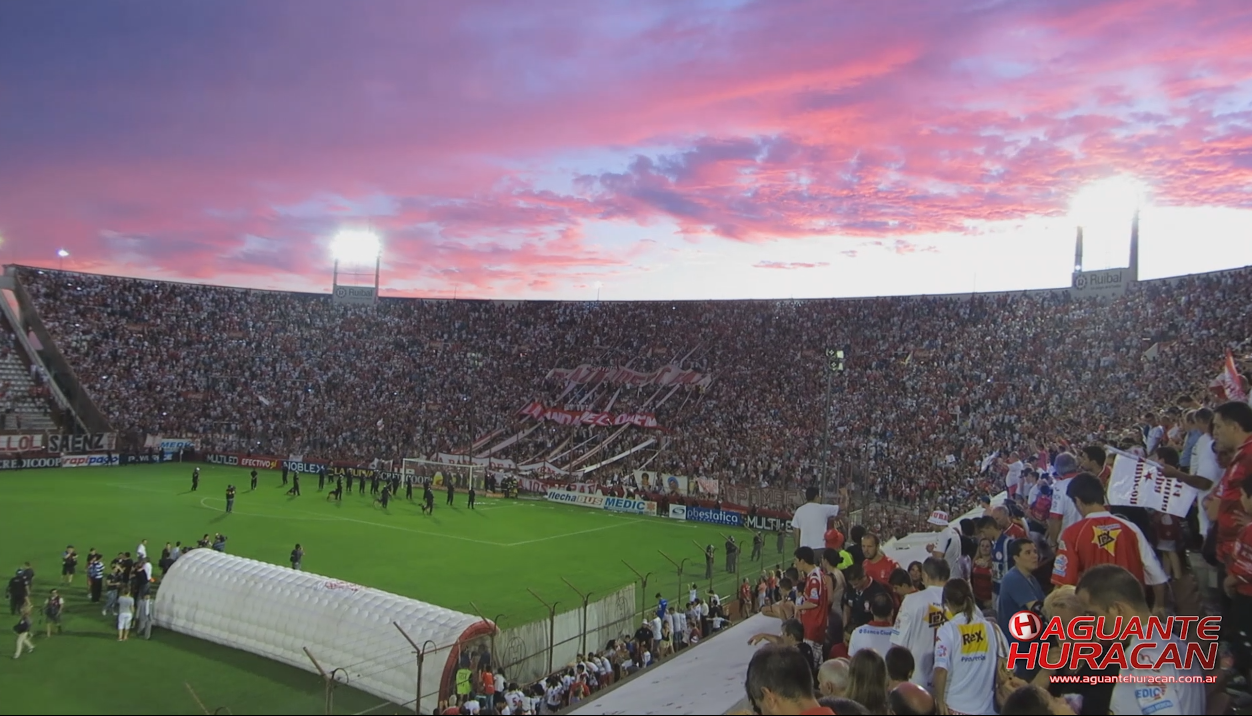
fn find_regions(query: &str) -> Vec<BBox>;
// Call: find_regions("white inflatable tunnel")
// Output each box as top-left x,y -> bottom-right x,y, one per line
154,550 -> 494,712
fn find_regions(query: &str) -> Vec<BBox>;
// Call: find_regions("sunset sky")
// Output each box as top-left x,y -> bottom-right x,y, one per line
2,0 -> 1251,300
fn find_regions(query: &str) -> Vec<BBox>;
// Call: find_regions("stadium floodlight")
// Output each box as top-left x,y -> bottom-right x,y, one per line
329,230 -> 382,265
1070,176 -> 1146,231
57,248 -> 69,270
330,230 -> 382,306
57,249 -> 69,258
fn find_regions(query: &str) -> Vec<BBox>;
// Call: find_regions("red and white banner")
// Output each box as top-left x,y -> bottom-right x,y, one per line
695,477 -> 720,496
1107,451 -> 1197,518
518,401 -> 662,429
546,364 -> 712,389
1211,349 -> 1249,403
0,434 -> 44,453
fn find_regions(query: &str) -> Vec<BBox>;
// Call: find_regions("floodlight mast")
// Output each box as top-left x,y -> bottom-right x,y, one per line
330,230 -> 382,306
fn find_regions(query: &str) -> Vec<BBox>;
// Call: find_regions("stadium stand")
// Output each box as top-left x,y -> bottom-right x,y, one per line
13,265 -> 1252,534
0,312 -> 59,432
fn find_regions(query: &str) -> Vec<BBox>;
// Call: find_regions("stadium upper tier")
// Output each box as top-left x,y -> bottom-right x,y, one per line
15,266 -> 1252,523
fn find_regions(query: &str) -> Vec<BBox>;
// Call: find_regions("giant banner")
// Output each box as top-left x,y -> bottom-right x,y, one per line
684,506 -> 744,527
545,489 -> 606,508
602,496 -> 657,515
46,433 -> 117,454
518,402 -> 662,429
547,364 -> 713,389
0,434 -> 44,453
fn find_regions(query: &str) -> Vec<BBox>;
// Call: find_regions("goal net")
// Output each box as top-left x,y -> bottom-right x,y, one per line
401,458 -> 486,491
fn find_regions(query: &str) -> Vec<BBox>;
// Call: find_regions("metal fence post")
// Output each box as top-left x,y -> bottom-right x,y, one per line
561,578 -> 594,657
527,588 -> 560,675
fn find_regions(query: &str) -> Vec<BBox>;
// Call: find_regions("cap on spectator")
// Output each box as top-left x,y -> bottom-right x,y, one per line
826,528 -> 845,549
1053,452 -> 1079,475
927,510 -> 949,526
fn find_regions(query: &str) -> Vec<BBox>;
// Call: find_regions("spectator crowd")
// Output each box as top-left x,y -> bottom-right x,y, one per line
19,266 -> 1252,533
13,264 -> 1252,714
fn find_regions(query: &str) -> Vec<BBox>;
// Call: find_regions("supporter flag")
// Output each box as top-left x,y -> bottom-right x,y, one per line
256,393 -> 273,407
1210,349 -> 1249,403
1106,450 -> 1197,518
979,451 -> 999,474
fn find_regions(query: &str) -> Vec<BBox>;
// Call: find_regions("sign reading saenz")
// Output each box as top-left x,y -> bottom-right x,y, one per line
46,433 -> 116,454
685,506 -> 744,527
333,285 -> 376,305
1071,268 -> 1132,297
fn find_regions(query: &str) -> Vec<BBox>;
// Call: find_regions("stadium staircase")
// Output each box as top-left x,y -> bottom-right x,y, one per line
0,351 -> 58,432
0,267 -> 111,435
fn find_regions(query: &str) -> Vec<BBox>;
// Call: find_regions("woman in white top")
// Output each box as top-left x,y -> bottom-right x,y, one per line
116,588 -> 136,642
932,578 -> 1007,716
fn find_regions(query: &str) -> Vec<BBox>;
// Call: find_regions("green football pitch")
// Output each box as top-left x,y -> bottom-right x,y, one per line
0,464 -> 776,715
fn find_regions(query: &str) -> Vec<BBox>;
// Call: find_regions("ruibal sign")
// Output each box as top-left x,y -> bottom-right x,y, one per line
1071,267 -> 1132,298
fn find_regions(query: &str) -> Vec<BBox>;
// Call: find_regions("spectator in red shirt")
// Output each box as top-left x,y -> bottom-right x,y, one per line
793,547 -> 829,648
745,645 -> 836,715
1214,401 -> 1252,607
1051,473 -> 1169,611
823,524 -> 844,552
1223,473 -> 1252,675
860,533 -> 899,586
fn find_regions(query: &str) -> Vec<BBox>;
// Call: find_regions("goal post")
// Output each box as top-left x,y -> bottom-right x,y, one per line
401,458 -> 486,491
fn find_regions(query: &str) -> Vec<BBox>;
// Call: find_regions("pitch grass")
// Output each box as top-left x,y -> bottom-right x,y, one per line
0,464 -> 779,715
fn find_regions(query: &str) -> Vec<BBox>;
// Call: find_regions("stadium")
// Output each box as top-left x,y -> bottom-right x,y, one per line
5,2 -> 1252,715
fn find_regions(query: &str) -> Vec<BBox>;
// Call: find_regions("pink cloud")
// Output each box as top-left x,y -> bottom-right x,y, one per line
753,260 -> 831,270
0,0 -> 1250,297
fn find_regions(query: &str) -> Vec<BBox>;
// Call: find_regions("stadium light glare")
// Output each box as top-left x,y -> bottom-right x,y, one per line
57,249 -> 70,258
1070,176 -> 1147,229
330,230 -> 382,265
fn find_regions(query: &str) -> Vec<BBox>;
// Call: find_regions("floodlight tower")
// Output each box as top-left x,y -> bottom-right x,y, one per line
329,230 -> 382,305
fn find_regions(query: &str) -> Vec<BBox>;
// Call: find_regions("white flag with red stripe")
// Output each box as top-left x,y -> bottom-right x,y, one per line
1210,348 -> 1248,403
1106,451 -> 1196,518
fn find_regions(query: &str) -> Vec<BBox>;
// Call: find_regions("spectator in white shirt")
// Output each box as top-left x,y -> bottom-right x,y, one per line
1078,564 -> 1206,716
1190,408 -> 1223,535
848,592 -> 895,658
932,579 -> 1006,716
135,540 -> 147,560
1047,452 -> 1083,549
924,511 -> 962,578
890,557 -> 950,689
791,487 -> 840,551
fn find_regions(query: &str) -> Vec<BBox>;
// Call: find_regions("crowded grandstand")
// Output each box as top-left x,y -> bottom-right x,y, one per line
2,261 -> 1252,714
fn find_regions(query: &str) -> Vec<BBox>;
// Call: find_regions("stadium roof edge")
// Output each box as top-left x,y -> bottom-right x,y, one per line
7,262 -> 1252,306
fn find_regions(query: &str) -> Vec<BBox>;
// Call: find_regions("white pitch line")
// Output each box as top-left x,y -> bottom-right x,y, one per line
505,518 -> 645,546
284,506 -> 507,547
197,497 -> 338,522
